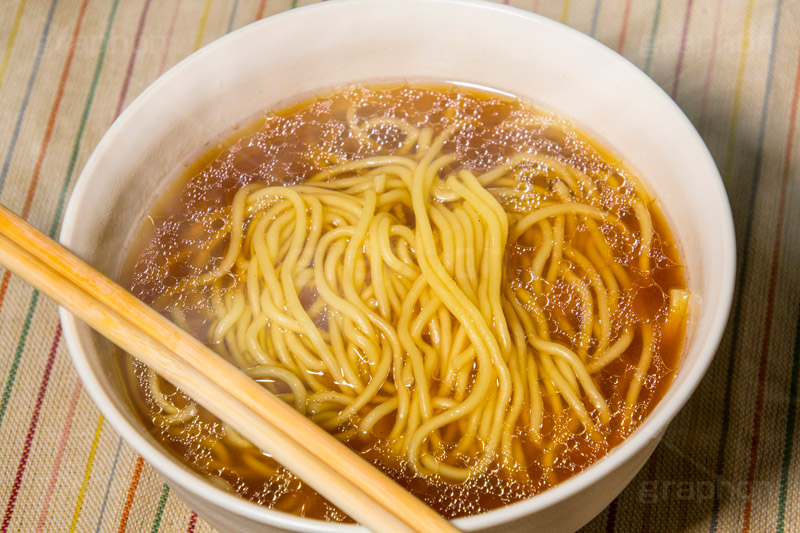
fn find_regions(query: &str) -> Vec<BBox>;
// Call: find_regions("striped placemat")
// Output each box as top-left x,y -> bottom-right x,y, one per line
0,1 -> 797,531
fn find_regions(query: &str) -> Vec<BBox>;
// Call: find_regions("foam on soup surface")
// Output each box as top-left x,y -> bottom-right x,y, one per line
120,84 -> 688,520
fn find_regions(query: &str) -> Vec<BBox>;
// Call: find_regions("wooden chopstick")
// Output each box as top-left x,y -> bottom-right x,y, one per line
0,204 -> 459,533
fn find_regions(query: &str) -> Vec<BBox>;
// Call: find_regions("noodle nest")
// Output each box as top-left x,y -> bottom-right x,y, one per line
146,110 -> 688,484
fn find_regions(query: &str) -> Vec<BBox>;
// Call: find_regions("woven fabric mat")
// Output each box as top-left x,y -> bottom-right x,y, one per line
0,0 -> 797,531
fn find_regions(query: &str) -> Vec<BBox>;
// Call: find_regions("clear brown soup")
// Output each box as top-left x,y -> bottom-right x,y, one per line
120,84 -> 687,521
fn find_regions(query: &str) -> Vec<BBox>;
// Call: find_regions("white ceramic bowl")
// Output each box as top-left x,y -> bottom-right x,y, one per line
59,1 -> 735,531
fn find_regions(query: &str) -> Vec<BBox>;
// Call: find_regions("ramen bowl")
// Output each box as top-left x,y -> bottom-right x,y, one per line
59,1 -> 735,531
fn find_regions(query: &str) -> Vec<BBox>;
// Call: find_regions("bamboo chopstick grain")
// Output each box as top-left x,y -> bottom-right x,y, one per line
0,204 -> 459,533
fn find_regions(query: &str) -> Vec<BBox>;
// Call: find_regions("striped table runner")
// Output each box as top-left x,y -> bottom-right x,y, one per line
0,1 -> 797,531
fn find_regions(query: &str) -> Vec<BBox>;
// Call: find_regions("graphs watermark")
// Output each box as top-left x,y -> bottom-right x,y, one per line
638,479 -> 773,504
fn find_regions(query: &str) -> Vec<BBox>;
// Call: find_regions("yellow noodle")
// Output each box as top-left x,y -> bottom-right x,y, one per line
146,107 -> 683,486
625,323 -> 655,424
634,200 -> 654,273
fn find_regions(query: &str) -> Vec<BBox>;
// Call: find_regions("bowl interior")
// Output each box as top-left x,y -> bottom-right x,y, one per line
59,1 -> 734,531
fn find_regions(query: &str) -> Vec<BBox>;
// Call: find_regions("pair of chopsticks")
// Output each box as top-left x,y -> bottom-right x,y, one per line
0,204 -> 459,533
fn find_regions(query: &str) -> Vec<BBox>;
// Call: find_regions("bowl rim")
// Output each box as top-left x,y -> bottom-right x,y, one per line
59,0 -> 736,531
